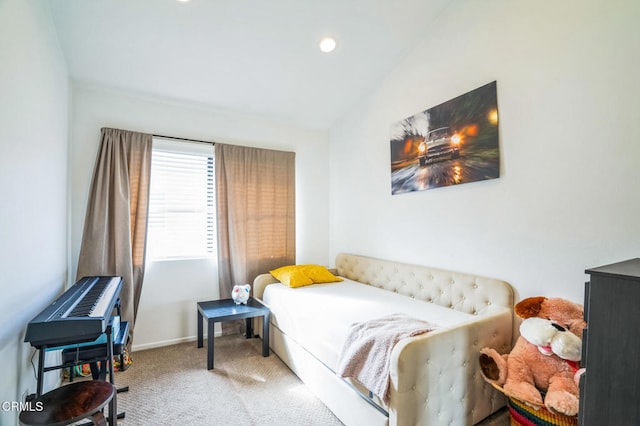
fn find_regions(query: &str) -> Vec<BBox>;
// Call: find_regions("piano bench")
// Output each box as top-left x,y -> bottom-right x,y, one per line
19,380 -> 115,426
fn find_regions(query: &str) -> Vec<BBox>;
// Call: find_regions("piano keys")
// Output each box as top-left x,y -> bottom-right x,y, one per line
24,276 -> 122,348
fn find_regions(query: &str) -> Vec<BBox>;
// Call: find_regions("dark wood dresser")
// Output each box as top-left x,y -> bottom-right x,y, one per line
579,258 -> 640,425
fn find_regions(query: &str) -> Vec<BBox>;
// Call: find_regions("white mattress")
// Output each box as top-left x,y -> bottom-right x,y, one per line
262,278 -> 474,372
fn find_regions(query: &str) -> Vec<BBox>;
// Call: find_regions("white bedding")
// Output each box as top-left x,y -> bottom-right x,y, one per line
262,278 -> 475,372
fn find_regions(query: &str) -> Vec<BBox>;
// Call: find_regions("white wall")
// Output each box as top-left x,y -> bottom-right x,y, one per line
69,84 -> 331,349
329,0 -> 640,303
0,0 -> 69,423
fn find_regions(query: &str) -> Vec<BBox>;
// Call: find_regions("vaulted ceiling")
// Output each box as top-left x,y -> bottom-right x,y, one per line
49,0 -> 451,129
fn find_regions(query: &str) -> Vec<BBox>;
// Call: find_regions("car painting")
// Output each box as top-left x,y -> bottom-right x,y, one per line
390,81 -> 500,194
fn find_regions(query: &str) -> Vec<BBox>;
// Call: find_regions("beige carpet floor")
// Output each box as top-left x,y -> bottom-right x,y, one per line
111,335 -> 344,425
64,334 -> 509,425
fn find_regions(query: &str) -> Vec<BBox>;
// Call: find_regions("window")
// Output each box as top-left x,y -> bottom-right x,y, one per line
146,138 -> 215,260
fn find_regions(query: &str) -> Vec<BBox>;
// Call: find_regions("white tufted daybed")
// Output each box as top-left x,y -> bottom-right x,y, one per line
252,253 -> 514,426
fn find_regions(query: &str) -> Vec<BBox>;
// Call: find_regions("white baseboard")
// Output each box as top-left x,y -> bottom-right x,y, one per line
131,330 -> 222,352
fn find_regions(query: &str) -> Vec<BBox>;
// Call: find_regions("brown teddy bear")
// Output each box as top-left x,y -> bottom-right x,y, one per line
479,296 -> 586,416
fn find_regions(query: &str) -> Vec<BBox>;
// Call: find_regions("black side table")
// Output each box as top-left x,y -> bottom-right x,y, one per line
197,297 -> 270,369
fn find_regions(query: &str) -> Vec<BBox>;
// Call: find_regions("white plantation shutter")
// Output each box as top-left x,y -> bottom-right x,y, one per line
147,138 -> 215,260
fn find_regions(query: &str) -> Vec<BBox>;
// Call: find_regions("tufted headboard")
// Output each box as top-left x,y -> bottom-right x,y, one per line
335,253 -> 514,317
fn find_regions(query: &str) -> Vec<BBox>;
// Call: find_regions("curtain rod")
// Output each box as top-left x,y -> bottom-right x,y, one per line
153,133 -> 215,146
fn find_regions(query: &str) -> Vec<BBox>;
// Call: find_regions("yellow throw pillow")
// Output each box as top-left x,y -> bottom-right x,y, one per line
269,264 -> 342,288
303,265 -> 343,283
269,266 -> 314,288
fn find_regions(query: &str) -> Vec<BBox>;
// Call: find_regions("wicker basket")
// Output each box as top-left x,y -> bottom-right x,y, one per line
508,397 -> 578,426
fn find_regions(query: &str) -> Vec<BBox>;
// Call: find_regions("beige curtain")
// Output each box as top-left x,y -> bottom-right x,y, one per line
216,143 -> 295,333
76,127 -> 152,338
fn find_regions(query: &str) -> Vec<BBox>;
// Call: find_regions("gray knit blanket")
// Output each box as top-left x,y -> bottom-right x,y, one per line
336,313 -> 438,404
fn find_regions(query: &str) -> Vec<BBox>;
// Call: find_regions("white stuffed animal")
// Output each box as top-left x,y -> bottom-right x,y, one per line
231,284 -> 251,305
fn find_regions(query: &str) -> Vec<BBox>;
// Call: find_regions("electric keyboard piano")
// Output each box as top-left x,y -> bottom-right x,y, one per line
25,276 -> 122,348
25,276 -> 123,402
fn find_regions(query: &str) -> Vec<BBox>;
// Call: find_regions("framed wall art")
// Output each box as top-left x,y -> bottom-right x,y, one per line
390,81 -> 500,194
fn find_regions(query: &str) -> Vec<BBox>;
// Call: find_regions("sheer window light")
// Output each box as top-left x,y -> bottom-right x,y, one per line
147,138 -> 215,260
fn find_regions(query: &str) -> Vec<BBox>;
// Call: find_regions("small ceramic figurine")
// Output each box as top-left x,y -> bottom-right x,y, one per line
231,284 -> 251,305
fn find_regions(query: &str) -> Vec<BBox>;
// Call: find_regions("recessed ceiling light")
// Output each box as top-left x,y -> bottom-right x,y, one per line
319,37 -> 337,53
176,0 -> 190,3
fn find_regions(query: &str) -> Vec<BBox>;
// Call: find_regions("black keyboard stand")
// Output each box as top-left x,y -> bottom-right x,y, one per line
32,325 -> 118,426
31,300 -> 129,425
63,319 -> 130,421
